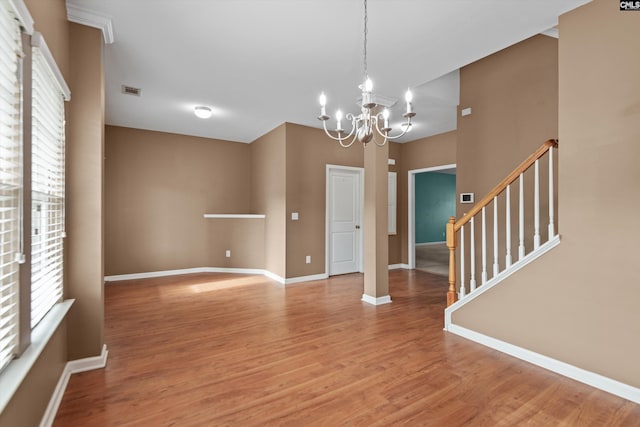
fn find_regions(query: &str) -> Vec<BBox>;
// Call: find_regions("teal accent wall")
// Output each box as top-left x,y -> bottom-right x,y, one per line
415,172 -> 456,244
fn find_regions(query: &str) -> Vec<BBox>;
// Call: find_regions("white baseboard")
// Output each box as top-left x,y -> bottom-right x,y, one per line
285,273 -> 328,285
105,267 -> 266,282
388,263 -> 410,270
105,267 -> 332,287
67,344 -> 109,374
40,344 -> 109,427
446,324 -> 640,404
361,294 -> 392,305
415,241 -> 445,246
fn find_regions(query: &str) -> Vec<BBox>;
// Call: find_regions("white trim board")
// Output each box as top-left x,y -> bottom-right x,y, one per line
105,267 -> 330,287
31,32 -> 71,100
66,3 -> 115,44
444,235 -> 561,322
284,273 -> 328,285
446,324 -> 640,404
40,345 -> 108,427
105,266 -> 415,286
203,214 -> 265,219
415,241 -> 445,247
361,294 -> 392,305
104,267 -> 265,282
0,300 -> 73,414
8,0 -> 34,34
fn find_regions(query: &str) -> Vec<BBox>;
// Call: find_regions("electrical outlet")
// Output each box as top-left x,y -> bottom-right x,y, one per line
225,250 -> 231,258
305,255 -> 311,264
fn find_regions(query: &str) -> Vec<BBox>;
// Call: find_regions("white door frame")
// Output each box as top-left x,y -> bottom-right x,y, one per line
408,163 -> 456,269
325,164 -> 364,276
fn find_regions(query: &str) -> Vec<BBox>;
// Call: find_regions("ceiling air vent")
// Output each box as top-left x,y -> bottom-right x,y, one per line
121,85 -> 141,96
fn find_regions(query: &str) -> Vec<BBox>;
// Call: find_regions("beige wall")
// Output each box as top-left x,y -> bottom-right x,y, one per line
250,124 -> 287,278
105,121 -> 409,280
398,131 -> 457,264
284,123 -> 364,278
457,35 -> 558,193
452,0 -> 640,388
388,142 -> 402,264
105,126 -> 259,275
455,34 -> 559,283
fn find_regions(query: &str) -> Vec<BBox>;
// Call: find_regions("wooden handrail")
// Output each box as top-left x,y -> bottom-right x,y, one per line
446,138 -> 558,307
453,139 -> 558,232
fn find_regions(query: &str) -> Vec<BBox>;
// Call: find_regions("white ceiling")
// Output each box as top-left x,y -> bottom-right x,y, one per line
66,0 -> 590,144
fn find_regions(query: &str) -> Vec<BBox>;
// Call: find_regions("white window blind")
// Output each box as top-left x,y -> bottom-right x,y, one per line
31,40 -> 65,328
0,0 -> 23,372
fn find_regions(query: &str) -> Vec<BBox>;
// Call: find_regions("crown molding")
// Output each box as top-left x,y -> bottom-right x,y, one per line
66,2 -> 114,44
541,26 -> 559,39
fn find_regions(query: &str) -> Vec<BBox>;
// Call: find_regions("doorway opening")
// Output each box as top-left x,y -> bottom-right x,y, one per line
408,164 -> 456,273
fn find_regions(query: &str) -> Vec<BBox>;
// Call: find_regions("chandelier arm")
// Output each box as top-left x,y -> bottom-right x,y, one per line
371,133 -> 388,147
373,112 -> 413,140
339,133 -> 359,148
321,116 -> 357,144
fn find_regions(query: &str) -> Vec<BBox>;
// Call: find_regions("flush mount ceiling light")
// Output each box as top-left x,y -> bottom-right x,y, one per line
316,0 -> 415,148
194,106 -> 213,119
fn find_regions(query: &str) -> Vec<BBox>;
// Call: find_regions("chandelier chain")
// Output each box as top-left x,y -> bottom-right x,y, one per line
363,0 -> 368,81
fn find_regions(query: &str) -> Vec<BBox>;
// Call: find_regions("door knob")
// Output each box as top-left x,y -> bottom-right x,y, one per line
355,225 -> 360,229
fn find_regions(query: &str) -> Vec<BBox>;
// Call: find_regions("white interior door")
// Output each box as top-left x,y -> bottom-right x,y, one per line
328,167 -> 362,276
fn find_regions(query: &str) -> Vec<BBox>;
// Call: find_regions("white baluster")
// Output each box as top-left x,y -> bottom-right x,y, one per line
534,159 -> 540,249
481,207 -> 487,285
493,196 -> 499,277
505,184 -> 512,268
548,146 -> 555,239
460,225 -> 466,299
470,217 -> 476,292
519,173 -> 525,260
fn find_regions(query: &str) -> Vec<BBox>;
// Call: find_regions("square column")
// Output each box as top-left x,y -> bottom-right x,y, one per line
362,141 -> 391,305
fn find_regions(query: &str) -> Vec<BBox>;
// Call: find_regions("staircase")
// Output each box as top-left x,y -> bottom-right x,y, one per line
444,139 -> 559,329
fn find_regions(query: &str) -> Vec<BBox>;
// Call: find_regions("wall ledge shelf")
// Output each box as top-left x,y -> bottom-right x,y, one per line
203,214 -> 266,219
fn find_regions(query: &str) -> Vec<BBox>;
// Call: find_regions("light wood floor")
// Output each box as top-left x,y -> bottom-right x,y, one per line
54,271 -> 639,426
415,243 -> 449,276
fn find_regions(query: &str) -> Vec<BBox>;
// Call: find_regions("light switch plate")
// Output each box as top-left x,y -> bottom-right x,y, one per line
292,212 -> 299,220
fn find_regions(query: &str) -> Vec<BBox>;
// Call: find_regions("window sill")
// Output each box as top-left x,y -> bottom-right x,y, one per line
0,299 -> 74,413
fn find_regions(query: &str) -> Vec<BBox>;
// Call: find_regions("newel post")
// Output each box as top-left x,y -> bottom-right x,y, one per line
446,216 -> 458,307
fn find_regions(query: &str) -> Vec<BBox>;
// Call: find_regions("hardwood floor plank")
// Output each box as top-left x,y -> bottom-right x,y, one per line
53,271 -> 640,426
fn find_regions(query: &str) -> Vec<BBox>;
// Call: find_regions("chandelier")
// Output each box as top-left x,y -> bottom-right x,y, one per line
317,0 -> 415,148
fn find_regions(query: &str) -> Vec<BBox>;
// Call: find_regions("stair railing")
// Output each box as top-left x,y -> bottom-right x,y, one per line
446,139 -> 558,307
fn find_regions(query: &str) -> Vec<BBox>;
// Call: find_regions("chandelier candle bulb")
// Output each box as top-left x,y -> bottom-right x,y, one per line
383,109 -> 390,128
365,78 -> 373,92
319,93 -> 327,116
336,110 -> 343,132
405,90 -> 413,114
